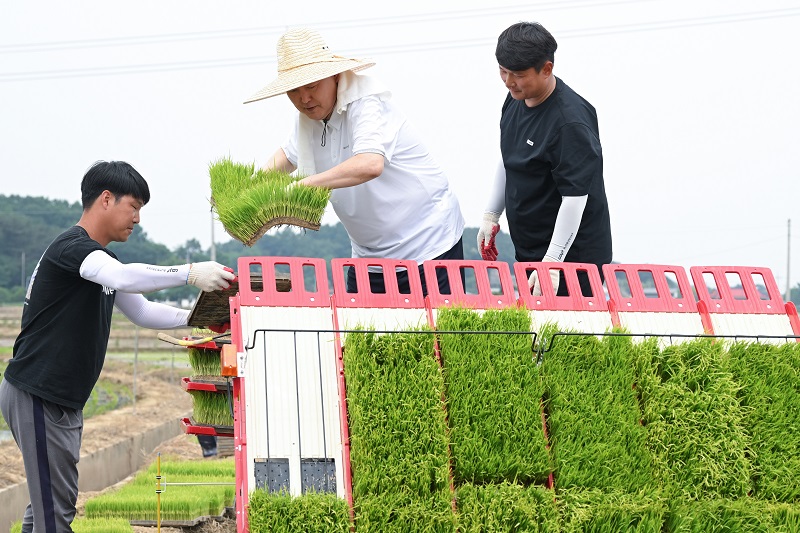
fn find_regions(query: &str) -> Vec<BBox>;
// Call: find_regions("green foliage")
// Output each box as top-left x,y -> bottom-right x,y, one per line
727,341 -> 800,502
188,346 -> 222,377
558,488 -> 666,533
11,518 -> 133,533
344,330 -> 453,530
542,331 -> 657,494
209,157 -> 330,246
354,492 -> 456,532
85,458 -> 234,521
189,390 -> 233,426
455,482 -> 560,532
436,307 -> 550,485
665,498 -> 800,532
247,490 -> 351,533
636,339 -> 753,500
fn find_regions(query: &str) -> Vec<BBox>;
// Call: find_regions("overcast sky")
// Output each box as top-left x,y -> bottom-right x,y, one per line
2,0 -> 799,291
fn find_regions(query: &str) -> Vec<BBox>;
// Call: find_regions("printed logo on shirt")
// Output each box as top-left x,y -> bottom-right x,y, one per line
526,139 -> 534,146
102,286 -> 115,296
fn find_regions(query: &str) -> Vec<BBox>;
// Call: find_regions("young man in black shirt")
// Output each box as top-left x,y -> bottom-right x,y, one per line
477,22 -> 612,297
0,161 -> 235,532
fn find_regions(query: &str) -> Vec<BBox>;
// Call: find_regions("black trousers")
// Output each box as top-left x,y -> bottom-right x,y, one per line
346,238 -> 465,297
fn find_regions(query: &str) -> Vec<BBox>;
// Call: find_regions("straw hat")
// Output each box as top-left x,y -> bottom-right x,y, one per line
244,28 -> 375,104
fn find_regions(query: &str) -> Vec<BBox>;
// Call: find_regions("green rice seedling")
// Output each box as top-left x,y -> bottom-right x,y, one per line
209,156 -> 330,246
135,457 -> 235,482
726,341 -> 800,502
354,492 -> 456,533
247,490 -> 352,533
187,346 -> 221,377
85,458 -> 234,521
189,389 -> 234,427
344,330 -> 454,530
542,328 -> 658,494
11,519 -> 133,533
635,339 -> 753,500
436,307 -> 550,485
455,482 -> 560,532
558,487 -> 666,533
85,484 -> 233,521
665,498 -> 800,532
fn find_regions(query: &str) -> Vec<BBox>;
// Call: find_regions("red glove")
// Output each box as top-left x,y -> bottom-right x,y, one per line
481,225 -> 499,261
477,212 -> 501,261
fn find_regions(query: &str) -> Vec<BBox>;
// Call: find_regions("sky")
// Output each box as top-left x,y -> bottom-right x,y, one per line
2,0 -> 799,292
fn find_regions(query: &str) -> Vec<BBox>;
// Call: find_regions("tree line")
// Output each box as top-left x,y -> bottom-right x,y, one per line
0,195 -> 515,304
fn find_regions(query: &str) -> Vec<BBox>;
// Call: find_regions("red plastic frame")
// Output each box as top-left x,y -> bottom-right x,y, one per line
603,264 -> 697,313
237,256 -> 330,307
690,266 -> 785,314
514,262 -> 607,311
331,257 -> 425,308
424,259 -> 516,309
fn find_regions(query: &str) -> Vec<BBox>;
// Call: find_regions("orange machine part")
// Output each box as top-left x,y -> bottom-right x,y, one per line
220,343 -> 238,377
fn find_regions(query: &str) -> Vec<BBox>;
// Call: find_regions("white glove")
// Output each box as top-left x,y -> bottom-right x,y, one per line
528,256 -> 560,296
477,212 -> 501,261
187,262 -> 236,292
284,178 -> 306,193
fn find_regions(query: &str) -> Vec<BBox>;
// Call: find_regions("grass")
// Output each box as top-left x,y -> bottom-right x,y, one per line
209,157 -> 330,246
344,329 -> 454,532
84,458 -> 234,522
557,488 -> 666,533
247,490 -> 352,533
11,518 -> 133,532
542,329 -> 657,494
189,390 -> 233,426
635,339 -> 753,500
455,482 -> 560,532
665,498 -> 800,532
188,346 -> 222,376
436,307 -> 551,486
726,341 -> 800,502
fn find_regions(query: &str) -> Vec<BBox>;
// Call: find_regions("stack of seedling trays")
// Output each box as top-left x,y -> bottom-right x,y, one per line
179,331 -> 234,437
209,156 -> 330,246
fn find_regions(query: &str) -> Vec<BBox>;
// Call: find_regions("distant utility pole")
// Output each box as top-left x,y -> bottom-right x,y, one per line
21,251 -> 25,288
786,219 -> 792,302
210,207 -> 216,262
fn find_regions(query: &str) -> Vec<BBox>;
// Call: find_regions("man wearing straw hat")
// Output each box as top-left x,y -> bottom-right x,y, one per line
245,27 -> 465,296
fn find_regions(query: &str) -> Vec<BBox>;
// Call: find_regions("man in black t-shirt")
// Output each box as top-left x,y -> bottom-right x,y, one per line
0,161 -> 235,533
477,22 -> 612,297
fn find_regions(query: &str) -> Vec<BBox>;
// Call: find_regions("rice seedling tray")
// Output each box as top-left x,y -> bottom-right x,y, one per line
181,376 -> 231,393
187,274 -> 291,328
180,416 -> 233,437
130,513 -> 227,528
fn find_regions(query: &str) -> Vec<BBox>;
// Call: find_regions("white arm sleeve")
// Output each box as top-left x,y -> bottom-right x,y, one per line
80,250 -> 190,293
114,291 -> 190,329
485,160 -> 506,215
544,195 -> 588,261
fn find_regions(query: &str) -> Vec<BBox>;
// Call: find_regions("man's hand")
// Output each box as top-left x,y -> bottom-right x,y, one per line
528,257 -> 560,296
477,212 -> 501,261
187,262 -> 236,292
284,179 -> 299,193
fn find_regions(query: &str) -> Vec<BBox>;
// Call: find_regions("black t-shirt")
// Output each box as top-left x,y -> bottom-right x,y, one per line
500,77 -> 612,267
4,226 -> 117,409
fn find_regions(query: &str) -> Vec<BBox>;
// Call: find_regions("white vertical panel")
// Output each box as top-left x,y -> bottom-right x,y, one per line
710,314 -> 795,344
240,305 -> 344,498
